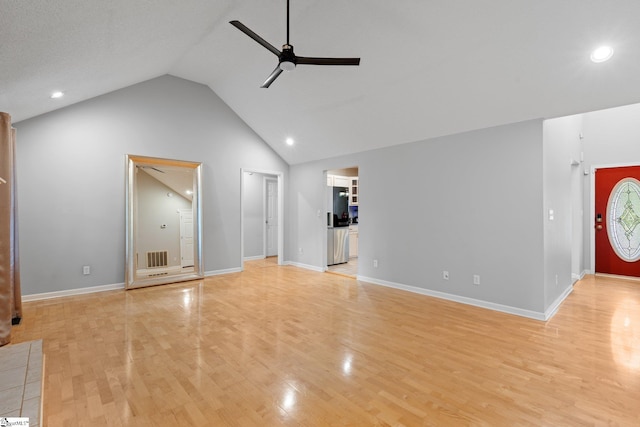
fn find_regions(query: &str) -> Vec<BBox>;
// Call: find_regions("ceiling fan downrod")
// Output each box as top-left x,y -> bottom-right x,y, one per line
229,0 -> 361,88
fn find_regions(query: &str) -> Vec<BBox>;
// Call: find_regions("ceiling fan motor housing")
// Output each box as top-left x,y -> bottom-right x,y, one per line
279,45 -> 296,71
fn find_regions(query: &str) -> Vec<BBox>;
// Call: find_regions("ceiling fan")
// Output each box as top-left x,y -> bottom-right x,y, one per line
230,0 -> 360,88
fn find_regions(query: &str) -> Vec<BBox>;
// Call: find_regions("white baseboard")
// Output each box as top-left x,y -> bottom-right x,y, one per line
543,284 -> 574,320
243,255 -> 266,261
572,270 -> 588,283
285,261 -> 325,273
356,275 -> 553,321
205,267 -> 242,277
23,267 -> 243,301
23,282 -> 125,302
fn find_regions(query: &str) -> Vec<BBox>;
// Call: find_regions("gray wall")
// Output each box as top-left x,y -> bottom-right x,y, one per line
581,102 -> 640,273
542,115 -> 583,309
16,75 -> 288,295
290,120 -> 547,314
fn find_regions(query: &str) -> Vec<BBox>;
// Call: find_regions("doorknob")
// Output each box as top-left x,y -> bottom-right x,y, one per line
596,213 -> 603,230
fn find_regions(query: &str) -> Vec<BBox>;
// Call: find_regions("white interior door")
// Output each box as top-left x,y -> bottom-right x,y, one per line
179,209 -> 194,267
265,178 -> 278,257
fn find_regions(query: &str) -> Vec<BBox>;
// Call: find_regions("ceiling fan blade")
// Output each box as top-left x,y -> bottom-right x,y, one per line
230,20 -> 281,57
261,66 -> 284,88
296,57 -> 360,66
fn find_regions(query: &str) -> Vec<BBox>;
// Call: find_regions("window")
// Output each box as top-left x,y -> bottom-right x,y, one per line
607,178 -> 640,262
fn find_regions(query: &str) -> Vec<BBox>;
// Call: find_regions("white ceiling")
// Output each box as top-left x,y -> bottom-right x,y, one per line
3,0 -> 640,164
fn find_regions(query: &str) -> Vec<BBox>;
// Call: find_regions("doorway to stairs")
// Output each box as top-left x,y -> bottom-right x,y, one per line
240,169 -> 284,270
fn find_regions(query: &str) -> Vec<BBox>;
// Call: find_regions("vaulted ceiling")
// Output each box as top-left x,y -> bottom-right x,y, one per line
3,1 -> 640,164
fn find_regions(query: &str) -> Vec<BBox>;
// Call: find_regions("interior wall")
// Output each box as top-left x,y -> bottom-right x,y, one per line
581,102 -> 640,273
290,120 -> 547,314
542,115 -> 583,310
15,75 -> 288,295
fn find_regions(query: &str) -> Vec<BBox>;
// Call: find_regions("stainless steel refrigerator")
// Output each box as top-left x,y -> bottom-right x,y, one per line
327,187 -> 350,265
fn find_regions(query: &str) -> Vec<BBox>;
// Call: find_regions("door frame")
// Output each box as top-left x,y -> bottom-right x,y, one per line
589,161 -> 640,274
240,168 -> 284,270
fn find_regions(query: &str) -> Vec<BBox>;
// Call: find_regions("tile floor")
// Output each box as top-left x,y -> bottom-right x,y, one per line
0,339 -> 43,426
327,257 -> 358,277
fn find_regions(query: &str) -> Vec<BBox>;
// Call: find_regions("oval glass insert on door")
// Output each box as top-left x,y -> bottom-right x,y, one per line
606,177 -> 640,262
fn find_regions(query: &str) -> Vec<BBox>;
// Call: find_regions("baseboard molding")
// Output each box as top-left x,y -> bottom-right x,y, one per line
23,268 -> 243,301
543,284 -> 574,320
571,270 -> 587,283
356,275 -> 549,321
244,255 -> 266,261
23,282 -> 125,302
285,261 -> 325,273
205,267 -> 242,277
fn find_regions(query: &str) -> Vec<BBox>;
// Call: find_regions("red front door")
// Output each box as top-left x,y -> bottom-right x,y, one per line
595,165 -> 640,278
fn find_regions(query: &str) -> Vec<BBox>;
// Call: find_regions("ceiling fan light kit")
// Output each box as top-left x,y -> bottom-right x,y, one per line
230,0 -> 360,88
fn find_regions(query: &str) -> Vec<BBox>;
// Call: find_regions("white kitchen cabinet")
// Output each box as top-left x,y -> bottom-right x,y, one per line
328,174 -> 350,187
332,175 -> 350,187
349,225 -> 358,258
349,177 -> 359,206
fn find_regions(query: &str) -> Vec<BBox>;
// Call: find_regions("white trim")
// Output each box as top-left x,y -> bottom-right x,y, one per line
205,267 -> 242,277
355,275 -> 567,321
24,267 -> 246,301
571,270 -> 587,283
543,285 -> 574,320
244,255 -> 266,261
23,282 -> 125,302
285,261 -> 325,273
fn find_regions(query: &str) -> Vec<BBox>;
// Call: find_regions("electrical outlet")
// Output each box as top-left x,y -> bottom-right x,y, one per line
83,265 -> 91,275
298,247 -> 303,253
473,274 -> 480,285
443,271 -> 449,280
373,259 -> 378,268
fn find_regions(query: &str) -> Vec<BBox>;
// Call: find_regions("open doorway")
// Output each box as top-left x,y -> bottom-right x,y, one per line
265,176 -> 278,258
240,169 -> 284,270
326,167 -> 359,277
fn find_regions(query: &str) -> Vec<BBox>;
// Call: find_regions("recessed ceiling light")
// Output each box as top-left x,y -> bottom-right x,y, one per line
50,91 -> 64,99
285,137 -> 295,146
590,46 -> 614,63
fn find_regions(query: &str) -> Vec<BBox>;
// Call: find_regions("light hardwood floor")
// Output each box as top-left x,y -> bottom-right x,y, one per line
11,261 -> 640,426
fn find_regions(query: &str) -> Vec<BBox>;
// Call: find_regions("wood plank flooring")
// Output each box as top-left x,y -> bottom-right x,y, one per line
11,261 -> 640,426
